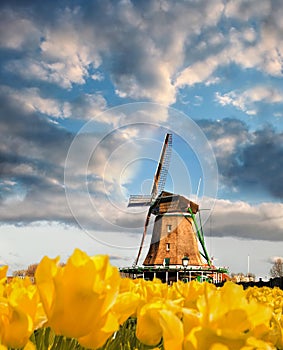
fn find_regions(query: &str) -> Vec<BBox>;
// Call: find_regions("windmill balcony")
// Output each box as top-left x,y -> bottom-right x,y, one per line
119,264 -> 229,285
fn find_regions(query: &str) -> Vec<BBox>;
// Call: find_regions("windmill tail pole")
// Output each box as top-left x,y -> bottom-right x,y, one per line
188,207 -> 212,266
134,208 -> 151,266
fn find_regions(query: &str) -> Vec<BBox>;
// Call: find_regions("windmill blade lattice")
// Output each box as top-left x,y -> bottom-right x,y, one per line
151,133 -> 172,200
128,133 -> 172,207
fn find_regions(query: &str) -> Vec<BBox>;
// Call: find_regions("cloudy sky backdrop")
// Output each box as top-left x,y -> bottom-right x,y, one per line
0,0 -> 283,278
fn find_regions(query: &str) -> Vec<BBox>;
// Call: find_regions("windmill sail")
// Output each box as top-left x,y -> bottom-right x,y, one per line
128,133 -> 172,207
150,133 -> 172,200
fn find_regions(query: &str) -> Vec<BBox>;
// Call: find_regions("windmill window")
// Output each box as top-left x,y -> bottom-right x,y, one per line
166,243 -> 170,251
167,225 -> 172,233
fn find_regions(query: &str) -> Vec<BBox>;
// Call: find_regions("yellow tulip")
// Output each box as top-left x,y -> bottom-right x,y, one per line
141,278 -> 169,301
169,280 -> 205,309
183,282 -> 274,350
182,307 -> 200,336
111,277 -> 173,329
246,286 -> 283,348
159,308 -> 183,350
240,336 -> 276,350
0,340 -> 36,350
209,343 -> 229,350
112,291 -> 141,325
2,255 -> 282,350
0,277 -> 45,349
35,249 -> 120,348
131,278 -> 169,304
111,277 -> 143,324
78,311 -> 118,349
136,301 -> 163,346
0,266 -> 8,284
136,299 -> 183,350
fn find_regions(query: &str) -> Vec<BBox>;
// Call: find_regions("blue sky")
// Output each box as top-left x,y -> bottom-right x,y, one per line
0,0 -> 283,278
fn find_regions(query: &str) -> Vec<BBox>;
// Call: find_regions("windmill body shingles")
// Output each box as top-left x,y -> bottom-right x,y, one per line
143,213 -> 203,266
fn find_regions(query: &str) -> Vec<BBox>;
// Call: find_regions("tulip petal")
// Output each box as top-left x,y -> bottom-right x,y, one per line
159,309 -> 183,350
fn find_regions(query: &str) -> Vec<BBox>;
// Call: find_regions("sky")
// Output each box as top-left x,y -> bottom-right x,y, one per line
0,0 -> 283,279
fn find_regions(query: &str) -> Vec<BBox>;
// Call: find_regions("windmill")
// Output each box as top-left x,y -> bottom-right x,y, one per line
128,133 -> 211,268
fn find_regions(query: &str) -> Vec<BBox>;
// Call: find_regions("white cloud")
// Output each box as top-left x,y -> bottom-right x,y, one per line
242,27 -> 257,43
175,2 -> 283,89
5,58 -> 49,83
39,21 -> 95,88
215,86 -> 283,114
224,0 -> 271,21
0,85 -> 63,117
2,0 -> 283,107
0,85 -> 108,122
211,135 -> 239,156
114,61 -> 177,105
0,8 -> 41,49
4,8 -> 98,89
205,76 -> 221,86
5,58 -> 84,89
1,1 -> 224,105
63,94 -> 107,121
91,72 -> 104,81
175,56 -> 220,87
209,198 -> 283,241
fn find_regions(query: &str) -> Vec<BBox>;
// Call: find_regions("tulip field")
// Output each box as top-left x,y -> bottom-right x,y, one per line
1,249 -> 283,350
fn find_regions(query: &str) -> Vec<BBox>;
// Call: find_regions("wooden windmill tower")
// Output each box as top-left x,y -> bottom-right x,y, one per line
128,134 -> 211,268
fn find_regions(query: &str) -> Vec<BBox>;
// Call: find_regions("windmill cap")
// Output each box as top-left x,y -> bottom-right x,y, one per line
150,191 -> 199,215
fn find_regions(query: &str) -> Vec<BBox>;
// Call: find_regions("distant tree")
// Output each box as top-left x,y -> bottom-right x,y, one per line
247,272 -> 256,281
25,263 -> 38,277
12,269 -> 26,278
12,262 -> 65,281
270,258 -> 283,278
12,263 -> 39,279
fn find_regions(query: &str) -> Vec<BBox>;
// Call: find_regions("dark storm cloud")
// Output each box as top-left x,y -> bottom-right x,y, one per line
198,119 -> 283,200
0,87 -> 145,229
207,198 -> 283,241
197,118 -> 249,140
231,127 -> 283,199
0,0 -> 67,25
0,92 -> 72,164
0,87 -> 75,224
